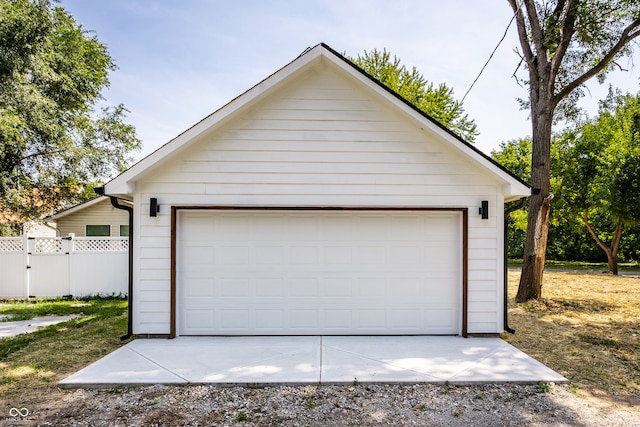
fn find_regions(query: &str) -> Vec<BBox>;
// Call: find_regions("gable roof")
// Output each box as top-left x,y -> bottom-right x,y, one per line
104,43 -> 530,199
48,196 -> 131,220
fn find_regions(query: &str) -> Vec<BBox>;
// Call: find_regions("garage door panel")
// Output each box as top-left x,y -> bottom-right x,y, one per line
354,246 -> 385,264
290,310 -> 318,329
288,215 -> 319,236
325,310 -> 352,329
357,278 -> 386,297
423,309 -> 457,329
181,215 -> 215,239
255,310 -> 284,329
218,278 -> 249,297
389,246 -> 422,264
214,214 -> 250,238
290,278 -> 318,297
323,246 -> 352,264
178,210 -> 461,335
390,216 -> 425,239
289,246 -> 318,264
255,246 -> 284,264
183,277 -> 214,298
220,310 -> 249,330
185,309 -> 214,330
321,216 -> 353,238
254,278 -> 284,297
182,244 -> 214,266
217,246 -> 249,265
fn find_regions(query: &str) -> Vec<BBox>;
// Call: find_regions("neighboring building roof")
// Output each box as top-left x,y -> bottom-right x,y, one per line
48,196 -> 132,220
104,43 -> 530,200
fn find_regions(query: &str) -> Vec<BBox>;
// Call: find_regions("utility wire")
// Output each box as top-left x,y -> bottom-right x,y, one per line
461,5 -> 520,104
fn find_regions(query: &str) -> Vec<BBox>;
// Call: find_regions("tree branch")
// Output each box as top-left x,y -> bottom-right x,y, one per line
20,148 -> 69,163
580,210 -> 611,255
508,0 -> 536,70
549,0 -> 578,83
611,220 -> 625,253
522,0 -> 546,64
554,16 -> 640,104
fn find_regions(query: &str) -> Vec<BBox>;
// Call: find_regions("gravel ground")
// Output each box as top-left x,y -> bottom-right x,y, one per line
4,383 -> 639,426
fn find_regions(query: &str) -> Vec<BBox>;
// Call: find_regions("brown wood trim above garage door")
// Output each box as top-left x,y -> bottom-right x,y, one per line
170,206 -> 468,338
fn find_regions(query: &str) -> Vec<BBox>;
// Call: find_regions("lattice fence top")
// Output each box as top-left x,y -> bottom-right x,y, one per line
74,238 -> 128,252
33,238 -> 65,254
0,237 -> 128,253
0,238 -> 23,252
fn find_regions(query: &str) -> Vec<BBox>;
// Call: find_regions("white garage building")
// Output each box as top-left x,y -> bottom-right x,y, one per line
103,44 -> 529,338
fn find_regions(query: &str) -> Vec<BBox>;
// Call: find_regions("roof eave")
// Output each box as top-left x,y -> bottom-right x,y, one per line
48,196 -> 107,220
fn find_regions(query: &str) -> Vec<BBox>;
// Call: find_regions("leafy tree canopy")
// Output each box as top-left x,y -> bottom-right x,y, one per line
491,138 -> 532,183
0,0 -> 140,222
555,89 -> 640,224
512,0 -> 640,120
349,48 -> 479,142
553,89 -> 640,273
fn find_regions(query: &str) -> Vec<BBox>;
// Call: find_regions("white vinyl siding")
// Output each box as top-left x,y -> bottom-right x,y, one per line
56,199 -> 129,237
131,63 -> 505,335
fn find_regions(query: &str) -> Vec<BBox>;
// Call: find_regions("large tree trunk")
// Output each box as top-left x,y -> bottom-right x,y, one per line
516,102 -> 554,303
607,252 -> 619,276
516,193 -> 553,301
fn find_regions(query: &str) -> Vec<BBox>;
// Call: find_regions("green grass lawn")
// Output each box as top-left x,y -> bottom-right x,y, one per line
0,297 -> 130,408
508,259 -> 640,272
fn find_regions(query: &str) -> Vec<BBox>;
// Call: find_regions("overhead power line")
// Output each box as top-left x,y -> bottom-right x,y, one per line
461,5 -> 520,104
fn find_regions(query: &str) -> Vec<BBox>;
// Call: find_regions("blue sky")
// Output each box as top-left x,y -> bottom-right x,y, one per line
61,0 -> 639,159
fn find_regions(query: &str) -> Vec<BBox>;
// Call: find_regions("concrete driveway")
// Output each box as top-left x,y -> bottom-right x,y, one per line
59,336 -> 567,389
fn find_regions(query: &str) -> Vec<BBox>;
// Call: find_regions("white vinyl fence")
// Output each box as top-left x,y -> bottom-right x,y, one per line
0,236 -> 128,299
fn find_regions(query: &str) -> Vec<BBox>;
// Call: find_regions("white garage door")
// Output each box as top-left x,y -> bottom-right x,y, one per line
178,210 -> 461,335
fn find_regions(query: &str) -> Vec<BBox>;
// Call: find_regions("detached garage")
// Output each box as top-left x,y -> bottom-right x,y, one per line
103,43 -> 529,338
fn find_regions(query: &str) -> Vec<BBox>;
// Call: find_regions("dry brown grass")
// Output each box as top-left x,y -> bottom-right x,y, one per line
503,269 -> 640,404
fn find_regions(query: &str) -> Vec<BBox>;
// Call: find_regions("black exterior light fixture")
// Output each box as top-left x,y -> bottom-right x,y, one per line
150,198 -> 159,217
479,200 -> 489,220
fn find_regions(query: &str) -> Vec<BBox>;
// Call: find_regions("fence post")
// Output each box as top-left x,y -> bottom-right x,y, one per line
23,234 -> 30,300
67,233 -> 75,297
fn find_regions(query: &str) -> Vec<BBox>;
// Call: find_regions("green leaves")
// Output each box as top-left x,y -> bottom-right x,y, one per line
491,138 -> 533,183
0,0 -> 140,223
349,48 -> 478,142
550,90 -> 640,270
